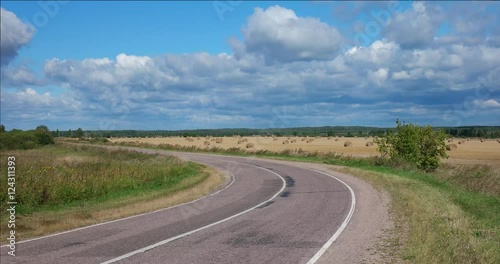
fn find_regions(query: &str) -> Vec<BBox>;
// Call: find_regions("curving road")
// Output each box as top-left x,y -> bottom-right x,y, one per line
1,148 -> 355,264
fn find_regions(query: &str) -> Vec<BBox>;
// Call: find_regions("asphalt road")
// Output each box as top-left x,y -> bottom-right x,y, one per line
0,149 -> 354,264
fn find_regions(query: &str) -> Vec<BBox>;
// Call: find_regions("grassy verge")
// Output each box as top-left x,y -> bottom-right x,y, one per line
105,140 -> 499,263
0,143 -> 225,242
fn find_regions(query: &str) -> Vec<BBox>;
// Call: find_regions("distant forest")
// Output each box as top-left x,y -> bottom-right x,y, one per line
50,126 -> 500,139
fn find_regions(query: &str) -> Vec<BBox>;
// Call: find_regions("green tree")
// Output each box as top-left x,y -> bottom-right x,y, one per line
375,120 -> 448,171
75,128 -> 84,138
0,124 -> 5,133
35,125 -> 49,133
34,131 -> 55,145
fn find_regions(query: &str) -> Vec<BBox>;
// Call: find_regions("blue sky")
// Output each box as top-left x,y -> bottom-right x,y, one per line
1,1 -> 499,130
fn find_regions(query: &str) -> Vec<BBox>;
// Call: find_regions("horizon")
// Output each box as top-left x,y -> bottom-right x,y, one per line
1,1 -> 500,130
5,124 -> 500,133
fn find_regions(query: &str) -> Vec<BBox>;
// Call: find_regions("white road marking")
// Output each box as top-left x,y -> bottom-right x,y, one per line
100,161 -> 287,264
0,165 -> 235,248
306,169 -> 356,264
4,147 -> 356,264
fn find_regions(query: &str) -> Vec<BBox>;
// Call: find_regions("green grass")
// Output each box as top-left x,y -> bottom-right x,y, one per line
106,140 -> 500,263
0,143 -> 204,215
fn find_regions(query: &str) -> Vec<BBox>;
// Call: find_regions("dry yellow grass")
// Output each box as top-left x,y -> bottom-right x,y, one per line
109,137 -> 500,167
446,144 -> 458,151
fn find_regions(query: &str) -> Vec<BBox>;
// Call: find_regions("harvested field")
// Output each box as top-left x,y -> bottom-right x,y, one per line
109,137 -> 500,167
446,144 -> 458,151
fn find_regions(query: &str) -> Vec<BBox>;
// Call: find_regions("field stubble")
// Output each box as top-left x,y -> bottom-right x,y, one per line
109,136 -> 500,167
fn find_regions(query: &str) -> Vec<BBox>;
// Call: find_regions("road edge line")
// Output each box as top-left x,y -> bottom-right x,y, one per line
1,166 -> 235,248
306,169 -> 357,264
100,161 -> 286,264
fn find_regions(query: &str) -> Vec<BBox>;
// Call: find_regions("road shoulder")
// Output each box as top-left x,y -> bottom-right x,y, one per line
251,159 -> 394,264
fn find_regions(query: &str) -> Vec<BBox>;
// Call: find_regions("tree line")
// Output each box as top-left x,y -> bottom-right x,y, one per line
52,125 -> 500,138
2,125 -> 500,140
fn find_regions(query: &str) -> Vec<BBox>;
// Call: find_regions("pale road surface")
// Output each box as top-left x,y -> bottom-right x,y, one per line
1,147 -> 390,264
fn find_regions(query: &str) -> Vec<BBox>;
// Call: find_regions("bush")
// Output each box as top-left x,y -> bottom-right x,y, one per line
375,120 -> 448,171
35,131 -> 55,145
0,127 -> 55,150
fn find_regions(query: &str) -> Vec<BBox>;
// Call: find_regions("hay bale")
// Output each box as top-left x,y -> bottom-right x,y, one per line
237,139 -> 245,144
306,139 -> 314,143
282,140 -> 289,144
215,138 -> 223,144
446,144 -> 457,151
458,140 -> 466,144
480,139 -> 485,142
365,142 -> 374,147
344,141 -> 353,147
273,138 -> 278,141
301,138 -> 307,141
290,139 -> 296,143
447,139 -> 453,143
203,141 -> 210,146
246,143 -> 254,148
334,138 -> 339,141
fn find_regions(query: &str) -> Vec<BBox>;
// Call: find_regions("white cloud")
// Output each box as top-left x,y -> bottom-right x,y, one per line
3,4 -> 500,129
392,70 -> 411,80
345,40 -> 399,66
473,99 -> 500,108
2,88 -> 80,110
383,2 -> 442,49
369,68 -> 389,86
233,5 -> 343,63
0,8 -> 35,65
1,66 -> 38,87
